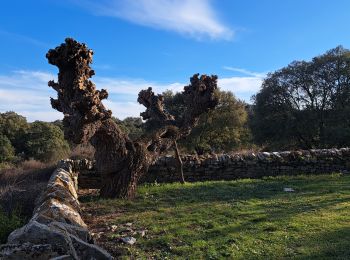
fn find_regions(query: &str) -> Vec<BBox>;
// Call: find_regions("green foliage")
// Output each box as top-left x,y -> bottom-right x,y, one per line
121,117 -> 144,140
0,113 -> 71,163
83,174 -> 350,259
0,134 -> 15,163
163,90 -> 251,153
24,121 -> 70,162
52,119 -> 64,131
251,46 -> 350,150
0,111 -> 29,155
0,210 -> 23,244
112,117 -> 144,141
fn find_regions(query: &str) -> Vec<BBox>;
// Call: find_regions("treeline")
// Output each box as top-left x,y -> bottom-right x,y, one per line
0,113 -> 70,165
0,112 -> 146,166
250,46 -> 350,150
1,45 -> 350,165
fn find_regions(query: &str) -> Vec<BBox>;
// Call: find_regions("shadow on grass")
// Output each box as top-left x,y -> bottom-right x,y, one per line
81,174 -> 350,259
81,174 -> 350,213
294,227 -> 350,260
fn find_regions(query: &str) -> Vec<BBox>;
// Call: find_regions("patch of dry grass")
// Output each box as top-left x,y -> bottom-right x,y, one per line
0,160 -> 54,218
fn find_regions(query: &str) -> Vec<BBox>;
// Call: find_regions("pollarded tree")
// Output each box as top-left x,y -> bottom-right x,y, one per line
46,38 -> 218,198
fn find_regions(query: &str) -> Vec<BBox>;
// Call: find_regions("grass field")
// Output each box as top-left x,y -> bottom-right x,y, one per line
81,174 -> 350,259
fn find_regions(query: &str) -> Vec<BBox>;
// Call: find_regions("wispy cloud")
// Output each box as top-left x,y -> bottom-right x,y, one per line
223,66 -> 266,77
218,77 -> 263,100
0,69 -> 264,121
81,0 -> 233,40
0,29 -> 50,48
0,71 -> 60,122
94,77 -> 183,95
221,66 -> 266,100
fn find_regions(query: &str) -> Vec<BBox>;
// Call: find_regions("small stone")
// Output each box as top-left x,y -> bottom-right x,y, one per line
110,225 -> 118,232
120,236 -> 136,245
125,222 -> 133,227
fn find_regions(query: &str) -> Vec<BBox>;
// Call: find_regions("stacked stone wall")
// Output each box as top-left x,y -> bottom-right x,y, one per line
0,159 -> 112,259
78,148 -> 350,188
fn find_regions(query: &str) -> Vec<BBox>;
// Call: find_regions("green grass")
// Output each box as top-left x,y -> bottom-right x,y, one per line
82,174 -> 350,259
0,210 -> 23,244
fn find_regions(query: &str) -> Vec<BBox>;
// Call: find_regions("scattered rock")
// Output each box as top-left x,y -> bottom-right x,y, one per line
120,236 -> 136,245
110,225 -> 118,232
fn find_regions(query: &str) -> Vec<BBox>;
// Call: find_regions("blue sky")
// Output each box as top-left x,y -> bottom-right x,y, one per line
1,0 -> 349,121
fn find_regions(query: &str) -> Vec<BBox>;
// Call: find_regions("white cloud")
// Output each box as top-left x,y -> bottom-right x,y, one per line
218,77 -> 263,94
104,100 -> 144,119
220,66 -> 266,100
0,71 -> 60,122
95,77 -> 183,95
84,0 -> 233,40
0,69 -> 264,122
223,66 -> 266,77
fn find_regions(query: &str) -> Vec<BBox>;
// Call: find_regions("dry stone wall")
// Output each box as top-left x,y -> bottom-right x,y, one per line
144,148 -> 350,183
0,159 -> 112,260
78,148 -> 350,189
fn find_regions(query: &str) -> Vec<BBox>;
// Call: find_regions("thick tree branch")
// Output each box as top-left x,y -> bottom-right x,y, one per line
47,38 -> 218,198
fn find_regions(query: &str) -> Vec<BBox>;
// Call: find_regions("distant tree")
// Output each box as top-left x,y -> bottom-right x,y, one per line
52,119 -> 64,131
0,112 -> 29,154
24,121 -> 70,162
0,134 -> 15,163
119,117 -> 144,141
251,46 -> 350,150
164,90 -> 251,154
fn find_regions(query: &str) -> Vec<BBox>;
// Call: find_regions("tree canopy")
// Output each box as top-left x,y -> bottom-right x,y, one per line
251,46 -> 350,150
0,112 -> 70,164
163,89 -> 251,154
24,121 -> 70,163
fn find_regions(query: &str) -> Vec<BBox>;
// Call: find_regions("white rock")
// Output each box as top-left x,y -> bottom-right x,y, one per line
121,236 -> 136,245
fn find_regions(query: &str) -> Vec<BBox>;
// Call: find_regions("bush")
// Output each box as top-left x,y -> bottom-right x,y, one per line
0,209 -> 23,243
0,161 -> 53,223
0,134 -> 15,163
24,121 -> 70,163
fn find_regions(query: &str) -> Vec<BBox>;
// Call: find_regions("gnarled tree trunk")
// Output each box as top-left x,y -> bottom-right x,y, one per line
46,38 -> 218,198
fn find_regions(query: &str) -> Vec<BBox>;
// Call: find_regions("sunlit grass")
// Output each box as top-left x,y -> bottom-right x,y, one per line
82,174 -> 350,259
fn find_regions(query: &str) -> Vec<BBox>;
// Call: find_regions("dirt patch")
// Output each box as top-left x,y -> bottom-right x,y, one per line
79,189 -> 133,257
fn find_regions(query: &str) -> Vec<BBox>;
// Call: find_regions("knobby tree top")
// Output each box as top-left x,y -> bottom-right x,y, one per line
46,38 -> 218,198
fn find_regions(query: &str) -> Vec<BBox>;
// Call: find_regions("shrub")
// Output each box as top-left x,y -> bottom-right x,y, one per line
0,209 -> 23,243
0,134 -> 15,163
24,121 -> 70,163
